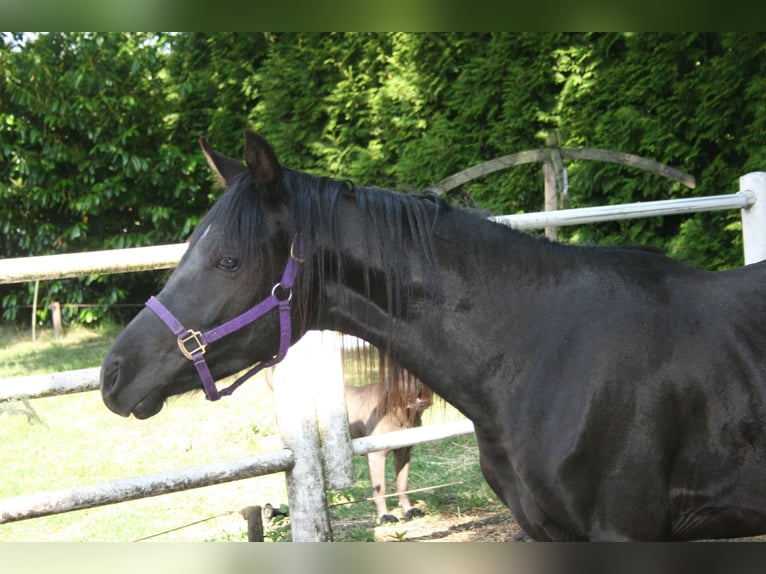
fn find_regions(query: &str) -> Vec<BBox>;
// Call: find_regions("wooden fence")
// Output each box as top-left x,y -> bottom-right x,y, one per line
1,170 -> 765,541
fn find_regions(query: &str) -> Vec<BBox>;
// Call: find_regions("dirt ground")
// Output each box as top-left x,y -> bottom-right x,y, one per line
342,508 -> 766,542
330,507 -> 528,542
375,508 -> 528,542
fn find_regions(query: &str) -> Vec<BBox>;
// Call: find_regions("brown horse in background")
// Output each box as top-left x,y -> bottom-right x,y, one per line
266,354 -> 433,523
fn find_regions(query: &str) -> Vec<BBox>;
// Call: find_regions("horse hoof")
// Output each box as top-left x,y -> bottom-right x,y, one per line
404,508 -> 424,520
379,514 -> 399,524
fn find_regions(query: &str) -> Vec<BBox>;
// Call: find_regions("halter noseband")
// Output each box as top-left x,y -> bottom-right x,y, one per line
145,240 -> 303,401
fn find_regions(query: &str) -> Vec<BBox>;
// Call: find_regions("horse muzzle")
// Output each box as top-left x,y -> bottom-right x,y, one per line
99,353 -> 165,419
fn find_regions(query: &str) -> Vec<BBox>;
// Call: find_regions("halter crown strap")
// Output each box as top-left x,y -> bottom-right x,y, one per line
146,245 -> 302,401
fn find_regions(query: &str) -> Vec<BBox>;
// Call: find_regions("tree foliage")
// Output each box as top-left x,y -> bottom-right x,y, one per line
1,33 -> 177,322
2,33 -> 766,325
554,33 -> 766,268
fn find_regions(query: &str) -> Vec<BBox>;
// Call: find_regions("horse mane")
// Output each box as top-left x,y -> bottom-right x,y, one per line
282,168 -> 449,333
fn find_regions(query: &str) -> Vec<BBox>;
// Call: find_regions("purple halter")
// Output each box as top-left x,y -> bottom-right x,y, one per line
145,240 -> 303,401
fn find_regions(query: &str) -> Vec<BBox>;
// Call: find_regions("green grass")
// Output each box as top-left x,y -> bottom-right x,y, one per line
328,431 -> 500,542
0,324 -> 494,542
0,322 -> 123,378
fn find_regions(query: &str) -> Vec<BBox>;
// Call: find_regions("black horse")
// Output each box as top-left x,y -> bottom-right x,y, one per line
101,129 -> 766,541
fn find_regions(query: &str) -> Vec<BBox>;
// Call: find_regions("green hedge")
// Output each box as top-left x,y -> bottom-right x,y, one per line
2,33 -> 765,325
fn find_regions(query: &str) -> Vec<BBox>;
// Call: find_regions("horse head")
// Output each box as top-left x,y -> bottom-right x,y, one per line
100,130 -> 299,418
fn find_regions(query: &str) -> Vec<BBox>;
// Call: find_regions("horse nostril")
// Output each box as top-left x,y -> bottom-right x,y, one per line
100,357 -> 133,417
100,356 -> 122,396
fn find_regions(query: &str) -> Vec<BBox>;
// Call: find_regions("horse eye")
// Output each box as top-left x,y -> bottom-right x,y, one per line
216,256 -> 240,272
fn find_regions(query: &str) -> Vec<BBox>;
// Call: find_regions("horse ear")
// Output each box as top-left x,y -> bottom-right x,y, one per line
243,128 -> 284,203
199,135 -> 247,188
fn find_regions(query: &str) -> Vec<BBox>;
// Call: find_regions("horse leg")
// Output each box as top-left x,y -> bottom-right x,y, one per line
393,446 -> 423,520
367,450 -> 397,523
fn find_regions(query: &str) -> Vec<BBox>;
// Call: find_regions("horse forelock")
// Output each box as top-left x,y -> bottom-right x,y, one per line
183,171 -> 277,272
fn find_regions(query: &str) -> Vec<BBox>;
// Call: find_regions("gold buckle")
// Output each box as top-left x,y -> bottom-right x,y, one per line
178,330 -> 206,360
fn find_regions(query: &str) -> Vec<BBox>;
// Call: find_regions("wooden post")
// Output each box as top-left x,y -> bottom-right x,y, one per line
272,332 -> 334,542
311,331 -> 355,490
51,301 -> 63,338
31,280 -> 39,342
543,159 -> 558,241
543,134 -> 560,241
240,505 -> 264,542
740,171 -> 766,265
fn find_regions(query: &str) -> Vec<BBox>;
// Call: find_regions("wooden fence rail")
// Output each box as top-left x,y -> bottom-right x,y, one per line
0,243 -> 187,284
0,367 -> 100,401
2,176 -> 765,287
0,450 -> 295,524
0,420 -> 474,525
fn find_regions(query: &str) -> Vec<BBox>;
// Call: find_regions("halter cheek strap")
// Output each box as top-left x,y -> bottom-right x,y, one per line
145,247 -> 302,401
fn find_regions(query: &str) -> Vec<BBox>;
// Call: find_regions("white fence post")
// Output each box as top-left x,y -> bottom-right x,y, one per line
310,332 -> 356,490
272,330 -> 354,542
740,171 -> 766,264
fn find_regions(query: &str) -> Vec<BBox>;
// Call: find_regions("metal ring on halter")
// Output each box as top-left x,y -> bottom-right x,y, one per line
271,282 -> 293,302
